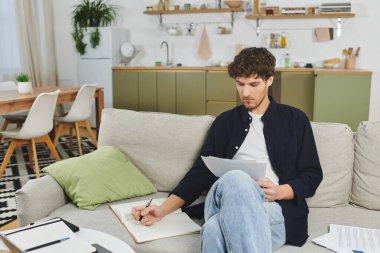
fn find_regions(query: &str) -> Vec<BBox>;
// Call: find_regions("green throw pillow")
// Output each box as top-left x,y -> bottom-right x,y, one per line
43,146 -> 157,210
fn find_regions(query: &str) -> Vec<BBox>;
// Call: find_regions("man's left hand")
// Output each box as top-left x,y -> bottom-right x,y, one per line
256,178 -> 295,202
256,178 -> 279,202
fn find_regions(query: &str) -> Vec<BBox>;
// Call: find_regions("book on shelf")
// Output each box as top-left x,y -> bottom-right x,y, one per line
110,198 -> 201,243
0,218 -> 96,253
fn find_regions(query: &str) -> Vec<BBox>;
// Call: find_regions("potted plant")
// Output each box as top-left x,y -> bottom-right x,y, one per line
71,0 -> 118,55
15,73 -> 33,94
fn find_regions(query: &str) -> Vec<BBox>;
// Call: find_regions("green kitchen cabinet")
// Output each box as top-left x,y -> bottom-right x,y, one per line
275,71 -> 315,120
206,71 -> 237,116
314,73 -> 371,131
176,72 -> 206,115
206,71 -> 236,101
113,71 -> 139,110
157,72 -> 176,113
206,101 -> 238,116
138,72 -> 157,112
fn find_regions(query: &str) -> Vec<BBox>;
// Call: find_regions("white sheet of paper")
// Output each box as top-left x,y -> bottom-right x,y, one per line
201,156 -> 266,180
312,231 -> 339,252
312,224 -> 380,253
330,224 -> 380,253
110,198 -> 201,243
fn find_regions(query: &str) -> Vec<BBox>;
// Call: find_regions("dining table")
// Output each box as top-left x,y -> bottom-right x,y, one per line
0,86 -> 104,136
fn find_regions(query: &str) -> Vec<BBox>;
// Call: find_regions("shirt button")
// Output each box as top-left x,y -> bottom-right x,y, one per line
235,146 -> 239,149
249,117 -> 252,120
245,129 -> 248,132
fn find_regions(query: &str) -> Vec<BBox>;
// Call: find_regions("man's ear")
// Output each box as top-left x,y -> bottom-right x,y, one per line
266,76 -> 274,87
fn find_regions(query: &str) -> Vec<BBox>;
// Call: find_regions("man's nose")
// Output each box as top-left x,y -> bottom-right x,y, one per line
242,85 -> 250,97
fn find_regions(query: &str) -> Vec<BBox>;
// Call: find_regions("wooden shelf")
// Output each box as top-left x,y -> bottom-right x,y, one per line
246,13 -> 355,19
144,7 -> 243,15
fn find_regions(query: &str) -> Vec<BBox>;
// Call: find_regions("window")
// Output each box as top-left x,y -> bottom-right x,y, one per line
0,0 -> 21,80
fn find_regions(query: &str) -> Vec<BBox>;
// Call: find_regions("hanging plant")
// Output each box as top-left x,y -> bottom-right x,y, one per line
71,0 -> 118,55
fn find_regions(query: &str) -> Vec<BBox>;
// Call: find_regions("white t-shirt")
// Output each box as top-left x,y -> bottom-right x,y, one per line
232,111 -> 279,185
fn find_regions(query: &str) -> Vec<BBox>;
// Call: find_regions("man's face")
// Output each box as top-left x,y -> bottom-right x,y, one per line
235,75 -> 273,113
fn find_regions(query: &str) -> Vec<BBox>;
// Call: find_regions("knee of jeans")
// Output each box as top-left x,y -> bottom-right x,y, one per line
220,170 -> 252,186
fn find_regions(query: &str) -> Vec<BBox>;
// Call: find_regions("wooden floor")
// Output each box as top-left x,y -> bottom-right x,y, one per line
0,126 -> 96,231
0,220 -> 18,231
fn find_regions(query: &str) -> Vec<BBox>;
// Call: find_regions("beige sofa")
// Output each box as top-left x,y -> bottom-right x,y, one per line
16,109 -> 380,253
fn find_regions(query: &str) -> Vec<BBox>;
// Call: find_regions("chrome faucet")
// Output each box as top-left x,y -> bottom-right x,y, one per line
160,41 -> 171,66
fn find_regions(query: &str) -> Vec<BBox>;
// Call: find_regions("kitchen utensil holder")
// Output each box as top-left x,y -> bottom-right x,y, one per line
345,58 -> 356,69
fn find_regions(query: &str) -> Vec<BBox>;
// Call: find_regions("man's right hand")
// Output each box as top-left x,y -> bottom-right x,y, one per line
131,194 -> 186,226
131,204 -> 166,226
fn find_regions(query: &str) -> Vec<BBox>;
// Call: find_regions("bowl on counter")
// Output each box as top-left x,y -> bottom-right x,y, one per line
323,63 -> 340,69
223,1 -> 244,9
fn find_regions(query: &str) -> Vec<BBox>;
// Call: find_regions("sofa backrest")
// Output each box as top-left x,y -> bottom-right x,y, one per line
307,122 -> 354,207
98,109 -> 214,192
98,109 -> 380,210
351,121 -> 380,210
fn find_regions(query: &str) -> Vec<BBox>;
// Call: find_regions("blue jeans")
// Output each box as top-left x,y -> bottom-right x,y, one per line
201,170 -> 286,253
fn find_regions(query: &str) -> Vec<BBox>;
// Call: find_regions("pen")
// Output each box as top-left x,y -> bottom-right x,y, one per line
25,237 -> 70,252
138,198 -> 153,224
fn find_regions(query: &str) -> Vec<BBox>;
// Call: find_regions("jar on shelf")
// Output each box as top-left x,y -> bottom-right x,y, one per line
158,0 -> 164,11
284,53 -> 291,68
280,32 -> 287,48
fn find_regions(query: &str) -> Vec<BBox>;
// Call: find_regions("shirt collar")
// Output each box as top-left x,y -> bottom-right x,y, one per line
239,96 -> 278,123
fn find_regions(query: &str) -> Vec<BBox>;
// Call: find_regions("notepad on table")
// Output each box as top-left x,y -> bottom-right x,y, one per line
0,218 -> 96,253
110,198 -> 201,243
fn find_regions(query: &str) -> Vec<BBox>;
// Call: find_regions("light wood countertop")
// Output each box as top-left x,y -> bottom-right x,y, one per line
112,66 -> 372,76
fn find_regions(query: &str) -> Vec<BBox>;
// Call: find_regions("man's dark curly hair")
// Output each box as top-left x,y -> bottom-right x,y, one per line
228,47 -> 276,81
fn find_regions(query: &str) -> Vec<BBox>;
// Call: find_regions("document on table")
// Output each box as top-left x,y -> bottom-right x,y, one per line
201,156 -> 266,180
312,224 -> 380,253
0,218 -> 95,253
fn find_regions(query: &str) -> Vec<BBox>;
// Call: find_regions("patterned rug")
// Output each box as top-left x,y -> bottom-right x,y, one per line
0,136 -> 97,227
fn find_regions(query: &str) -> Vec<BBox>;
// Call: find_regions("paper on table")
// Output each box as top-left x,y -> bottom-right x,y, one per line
201,156 -> 266,180
1,218 -> 95,253
312,224 -> 380,253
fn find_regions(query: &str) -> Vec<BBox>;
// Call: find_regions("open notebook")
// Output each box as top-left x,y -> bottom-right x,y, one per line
0,218 -> 95,253
110,198 -> 201,243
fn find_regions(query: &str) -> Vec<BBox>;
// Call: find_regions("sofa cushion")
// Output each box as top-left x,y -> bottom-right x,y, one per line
43,146 -> 157,210
351,121 -> 380,210
98,109 -> 215,192
306,122 -> 354,207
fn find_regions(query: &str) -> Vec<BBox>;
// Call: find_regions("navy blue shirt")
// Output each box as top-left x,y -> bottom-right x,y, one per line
171,98 -> 323,247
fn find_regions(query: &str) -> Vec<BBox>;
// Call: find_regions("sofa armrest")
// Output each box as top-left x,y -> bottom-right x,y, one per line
15,175 -> 69,226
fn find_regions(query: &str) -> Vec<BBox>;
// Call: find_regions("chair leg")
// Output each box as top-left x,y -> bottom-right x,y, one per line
0,140 -> 17,177
83,120 -> 98,146
0,119 -> 10,142
74,122 -> 82,156
28,142 -> 33,168
53,123 -> 64,146
30,138 -> 40,177
43,135 -> 61,161
1,119 -> 9,131
69,126 -> 73,149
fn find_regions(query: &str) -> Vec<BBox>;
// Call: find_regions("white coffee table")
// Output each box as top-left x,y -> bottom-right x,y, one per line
77,228 -> 135,253
0,225 -> 134,253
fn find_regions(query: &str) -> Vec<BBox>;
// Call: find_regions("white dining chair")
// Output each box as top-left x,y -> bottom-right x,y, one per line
0,90 -> 61,178
0,81 -> 28,136
53,84 -> 98,156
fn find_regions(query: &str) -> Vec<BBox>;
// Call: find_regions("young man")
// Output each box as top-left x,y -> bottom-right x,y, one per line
132,47 -> 323,252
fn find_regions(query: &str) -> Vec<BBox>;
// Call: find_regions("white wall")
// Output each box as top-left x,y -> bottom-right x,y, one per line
52,0 -> 380,121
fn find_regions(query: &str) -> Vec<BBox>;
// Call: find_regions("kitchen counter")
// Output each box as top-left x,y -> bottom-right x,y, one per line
113,66 -> 372,75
